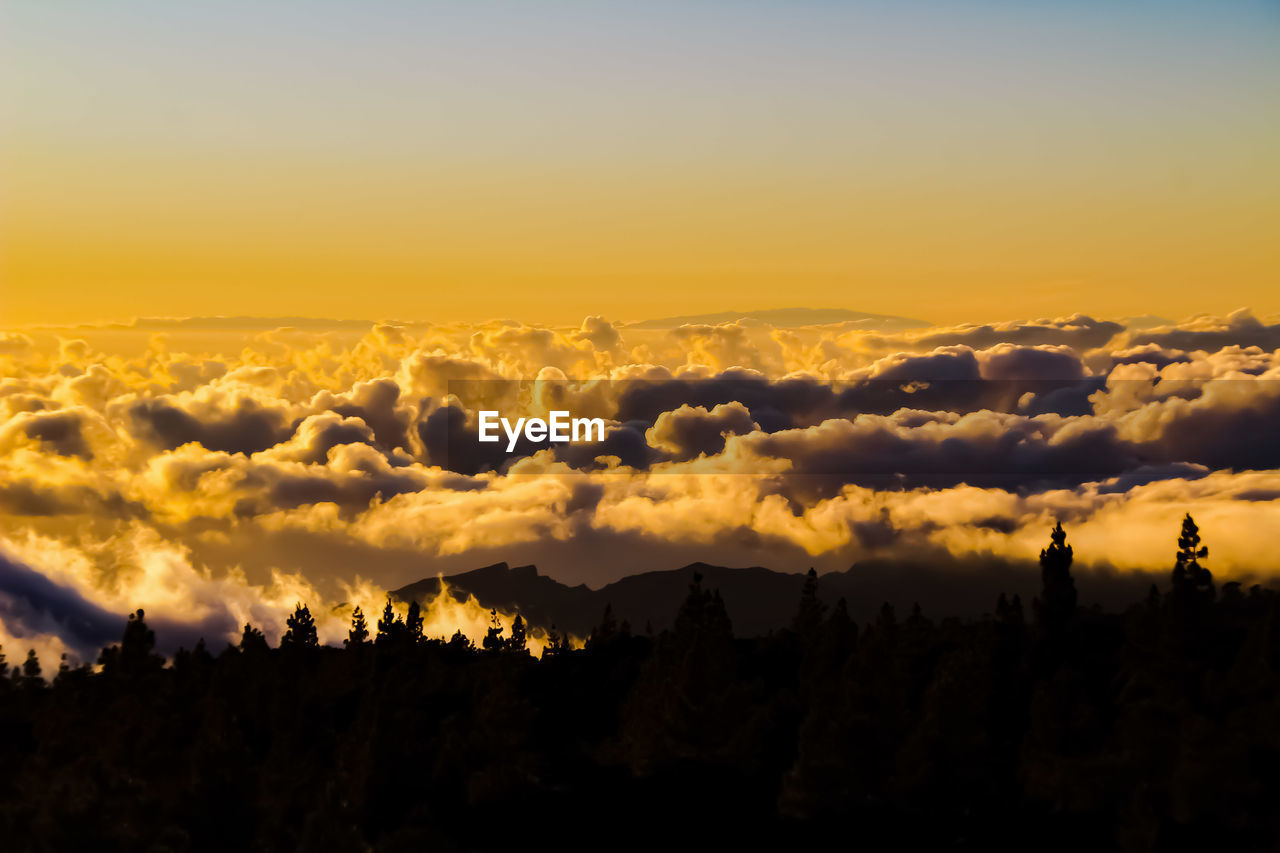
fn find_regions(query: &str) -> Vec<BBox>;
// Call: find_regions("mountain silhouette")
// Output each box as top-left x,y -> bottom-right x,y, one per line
626,307 -> 927,330
394,558 -> 1169,636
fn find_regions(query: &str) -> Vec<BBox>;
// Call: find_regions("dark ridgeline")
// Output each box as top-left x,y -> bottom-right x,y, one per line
0,517 -> 1278,850
392,553 -> 1168,638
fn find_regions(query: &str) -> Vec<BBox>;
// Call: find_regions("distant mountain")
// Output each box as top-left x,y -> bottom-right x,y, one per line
32,316 -> 398,332
1121,314 -> 1175,330
114,316 -> 390,331
393,558 -> 1166,638
626,308 -> 928,330
395,561 -> 807,637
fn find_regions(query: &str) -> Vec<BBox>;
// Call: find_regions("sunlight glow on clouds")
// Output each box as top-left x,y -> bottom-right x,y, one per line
1,309 -> 1278,660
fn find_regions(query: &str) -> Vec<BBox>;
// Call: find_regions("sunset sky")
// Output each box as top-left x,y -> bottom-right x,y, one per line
3,0 -> 1278,326
3,0 -> 1280,665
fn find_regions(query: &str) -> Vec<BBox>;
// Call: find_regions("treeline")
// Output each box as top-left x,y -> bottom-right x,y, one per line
1,515 -> 1279,851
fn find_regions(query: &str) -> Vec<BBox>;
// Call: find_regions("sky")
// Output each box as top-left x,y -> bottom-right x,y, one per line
2,0 -> 1278,326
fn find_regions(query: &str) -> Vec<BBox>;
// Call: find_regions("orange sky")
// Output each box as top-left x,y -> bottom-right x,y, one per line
3,1 -> 1278,326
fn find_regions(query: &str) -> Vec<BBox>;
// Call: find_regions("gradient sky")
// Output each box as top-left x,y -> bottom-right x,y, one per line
2,0 -> 1277,326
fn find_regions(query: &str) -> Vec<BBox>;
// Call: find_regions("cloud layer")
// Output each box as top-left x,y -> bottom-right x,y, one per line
2,310 -> 1278,660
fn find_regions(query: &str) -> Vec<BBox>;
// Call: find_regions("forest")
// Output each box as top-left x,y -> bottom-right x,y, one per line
1,514 -> 1277,852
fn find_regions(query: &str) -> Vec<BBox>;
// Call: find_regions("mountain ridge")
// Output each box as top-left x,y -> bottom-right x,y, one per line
392,558 -> 1169,638
626,308 -> 928,330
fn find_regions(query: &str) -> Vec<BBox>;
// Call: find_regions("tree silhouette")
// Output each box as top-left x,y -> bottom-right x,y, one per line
282,603 -> 319,648
1036,521 -> 1077,629
541,624 -> 569,658
346,606 -> 370,647
405,600 -> 425,644
99,608 -> 164,675
376,598 -> 404,645
586,603 -> 618,649
239,622 -> 269,655
5,521 -> 1280,849
21,649 -> 41,688
508,614 -> 528,654
996,592 -> 1025,627
793,568 -> 827,636
1172,512 -> 1213,600
482,608 -> 505,651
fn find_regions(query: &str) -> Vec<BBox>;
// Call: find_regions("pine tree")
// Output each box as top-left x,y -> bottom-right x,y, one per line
792,568 -> 826,636
674,573 -> 734,647
587,603 -> 618,649
1172,513 -> 1213,600
376,598 -> 404,645
1037,521 -> 1077,627
98,609 -> 164,675
239,622 -> 269,654
875,602 -> 897,638
22,649 -> 41,687
121,608 -> 159,671
346,606 -> 370,647
829,596 -> 853,633
405,600 -> 425,644
282,603 -> 319,648
508,614 -> 528,654
996,593 -> 1025,627
825,596 -> 855,654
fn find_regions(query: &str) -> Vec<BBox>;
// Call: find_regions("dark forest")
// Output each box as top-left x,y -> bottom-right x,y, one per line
2,515 -> 1277,852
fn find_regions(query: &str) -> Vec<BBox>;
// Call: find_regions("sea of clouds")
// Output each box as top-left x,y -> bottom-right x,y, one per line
2,308 -> 1278,663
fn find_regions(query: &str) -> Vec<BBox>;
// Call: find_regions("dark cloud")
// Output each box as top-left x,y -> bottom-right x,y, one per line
0,552 -> 123,657
1143,381 -> 1280,471
977,345 -> 1085,381
615,371 -> 833,431
1097,463 -> 1210,494
862,314 -> 1125,352
248,462 -> 431,515
274,413 -> 377,465
9,409 -> 94,458
647,402 -> 758,461
743,412 -> 1139,493
417,405 -> 538,475
129,396 -> 292,454
313,378 -> 412,451
554,421 -> 654,470
0,479 -> 138,519
1128,309 -> 1280,352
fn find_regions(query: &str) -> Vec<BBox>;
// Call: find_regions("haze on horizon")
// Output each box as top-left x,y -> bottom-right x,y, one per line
3,0 -> 1278,327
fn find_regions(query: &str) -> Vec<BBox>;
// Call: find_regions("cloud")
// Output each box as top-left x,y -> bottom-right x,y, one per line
127,393 -> 293,454
1,408 -> 95,458
646,402 -> 758,460
855,314 -> 1125,353
2,312 -> 1279,659
310,378 -> 413,452
0,332 -> 35,355
0,550 -> 123,656
1126,308 -> 1280,352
